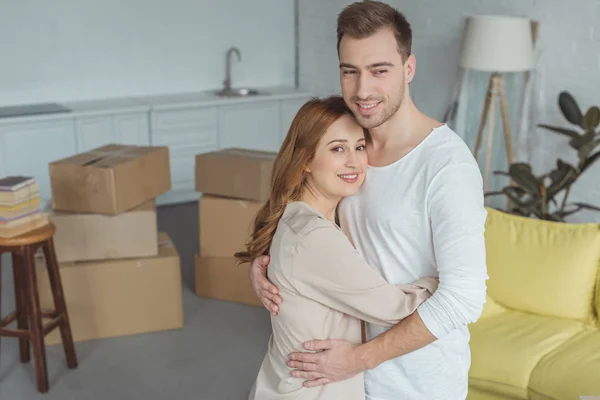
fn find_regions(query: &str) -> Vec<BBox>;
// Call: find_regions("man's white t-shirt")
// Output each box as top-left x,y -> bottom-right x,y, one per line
338,124 -> 488,400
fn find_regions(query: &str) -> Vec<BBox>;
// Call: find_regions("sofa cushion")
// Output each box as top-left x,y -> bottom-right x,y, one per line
529,329 -> 600,400
468,310 -> 584,399
479,294 -> 506,320
527,392 -> 557,400
484,207 -> 600,322
467,386 -> 520,400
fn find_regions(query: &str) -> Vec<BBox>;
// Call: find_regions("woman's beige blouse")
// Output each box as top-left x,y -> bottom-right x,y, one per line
249,201 -> 437,400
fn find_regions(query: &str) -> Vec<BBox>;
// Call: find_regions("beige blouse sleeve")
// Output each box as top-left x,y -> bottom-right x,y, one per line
291,222 -> 437,327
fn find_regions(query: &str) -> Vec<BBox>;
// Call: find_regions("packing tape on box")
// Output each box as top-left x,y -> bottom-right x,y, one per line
223,148 -> 275,160
83,146 -> 140,166
238,200 -> 252,209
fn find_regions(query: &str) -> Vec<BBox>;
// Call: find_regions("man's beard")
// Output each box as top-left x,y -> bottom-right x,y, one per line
353,88 -> 404,130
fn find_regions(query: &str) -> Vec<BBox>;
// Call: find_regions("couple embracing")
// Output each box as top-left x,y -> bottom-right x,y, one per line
235,2 -> 488,399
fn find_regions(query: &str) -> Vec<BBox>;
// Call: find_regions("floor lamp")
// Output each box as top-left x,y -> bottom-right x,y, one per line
460,15 -> 535,192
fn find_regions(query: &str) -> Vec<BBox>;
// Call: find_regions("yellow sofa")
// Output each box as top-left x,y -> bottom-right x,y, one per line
467,207 -> 600,400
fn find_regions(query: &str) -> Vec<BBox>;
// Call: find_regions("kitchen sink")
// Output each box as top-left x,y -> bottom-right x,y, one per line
214,88 -> 266,97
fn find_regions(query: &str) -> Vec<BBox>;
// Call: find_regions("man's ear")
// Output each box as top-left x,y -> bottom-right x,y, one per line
405,54 -> 416,84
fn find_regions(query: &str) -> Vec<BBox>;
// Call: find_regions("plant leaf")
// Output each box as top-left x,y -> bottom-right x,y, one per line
553,203 -> 600,220
571,131 -> 596,151
504,186 -> 535,206
509,207 -> 529,216
552,208 -> 581,220
505,185 -> 528,197
538,124 -> 580,140
572,202 -> 600,212
502,188 -> 544,219
545,213 -> 564,222
581,150 -> 600,172
583,106 -> 600,131
502,188 -> 530,207
519,205 -> 545,219
579,136 -> 600,161
559,91 -> 583,127
508,163 -> 542,195
547,159 -> 578,197
492,171 -> 512,177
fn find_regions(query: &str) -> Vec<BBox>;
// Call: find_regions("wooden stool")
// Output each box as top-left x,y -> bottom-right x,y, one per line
0,222 -> 77,393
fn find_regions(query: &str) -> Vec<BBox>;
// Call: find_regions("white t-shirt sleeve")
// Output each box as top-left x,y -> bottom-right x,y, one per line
417,162 -> 489,339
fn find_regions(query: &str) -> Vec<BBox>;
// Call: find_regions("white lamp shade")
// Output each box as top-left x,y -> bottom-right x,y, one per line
460,15 -> 534,72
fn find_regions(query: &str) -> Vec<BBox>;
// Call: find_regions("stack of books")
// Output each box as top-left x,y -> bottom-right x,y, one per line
0,176 -> 49,238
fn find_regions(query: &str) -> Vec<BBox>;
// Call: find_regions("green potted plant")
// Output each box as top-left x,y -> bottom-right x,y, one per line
486,91 -> 600,221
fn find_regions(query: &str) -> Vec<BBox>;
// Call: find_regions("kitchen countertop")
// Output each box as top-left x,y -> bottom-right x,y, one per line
0,86 -> 313,124
130,85 -> 313,111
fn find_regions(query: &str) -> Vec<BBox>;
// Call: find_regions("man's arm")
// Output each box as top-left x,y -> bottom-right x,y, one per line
288,310 -> 435,387
352,309 -> 435,370
289,163 -> 488,385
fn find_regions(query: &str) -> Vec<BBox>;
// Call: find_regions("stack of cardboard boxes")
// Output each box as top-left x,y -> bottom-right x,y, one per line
37,144 -> 184,345
194,148 -> 277,307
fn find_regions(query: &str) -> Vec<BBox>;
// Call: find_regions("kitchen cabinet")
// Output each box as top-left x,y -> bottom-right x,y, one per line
75,112 -> 150,152
280,97 -> 313,141
150,106 -> 219,205
75,116 -> 113,152
217,101 -> 282,152
113,113 -> 151,147
0,87 -> 313,207
0,119 -> 77,205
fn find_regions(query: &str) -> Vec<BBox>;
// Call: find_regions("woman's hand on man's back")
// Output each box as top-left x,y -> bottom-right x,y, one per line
250,255 -> 282,316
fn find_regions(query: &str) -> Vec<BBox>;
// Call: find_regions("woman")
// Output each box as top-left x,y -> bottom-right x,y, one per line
235,96 -> 437,399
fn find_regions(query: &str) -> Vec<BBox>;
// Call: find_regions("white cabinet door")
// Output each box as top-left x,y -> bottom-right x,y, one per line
75,115 -> 113,152
114,112 -> 150,146
280,97 -> 312,142
150,106 -> 219,205
218,101 -> 282,152
0,119 -> 77,206
75,112 -> 149,152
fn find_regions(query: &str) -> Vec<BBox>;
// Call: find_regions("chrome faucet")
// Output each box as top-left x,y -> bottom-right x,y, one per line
223,46 -> 241,92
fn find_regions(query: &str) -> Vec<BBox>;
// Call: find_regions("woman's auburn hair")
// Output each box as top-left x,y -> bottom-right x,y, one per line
234,95 -> 352,264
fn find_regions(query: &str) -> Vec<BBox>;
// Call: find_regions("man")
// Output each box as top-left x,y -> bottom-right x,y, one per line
250,1 -> 488,399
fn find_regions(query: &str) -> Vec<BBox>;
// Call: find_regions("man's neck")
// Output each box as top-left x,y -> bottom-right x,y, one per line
367,95 -> 443,167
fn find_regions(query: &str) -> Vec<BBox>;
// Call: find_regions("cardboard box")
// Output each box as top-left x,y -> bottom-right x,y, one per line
50,200 -> 158,263
194,255 -> 262,307
37,232 -> 183,344
199,195 -> 264,258
195,148 -> 276,201
49,144 -> 171,214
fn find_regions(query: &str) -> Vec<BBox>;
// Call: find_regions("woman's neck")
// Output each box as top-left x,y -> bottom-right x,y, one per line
299,191 -> 339,222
